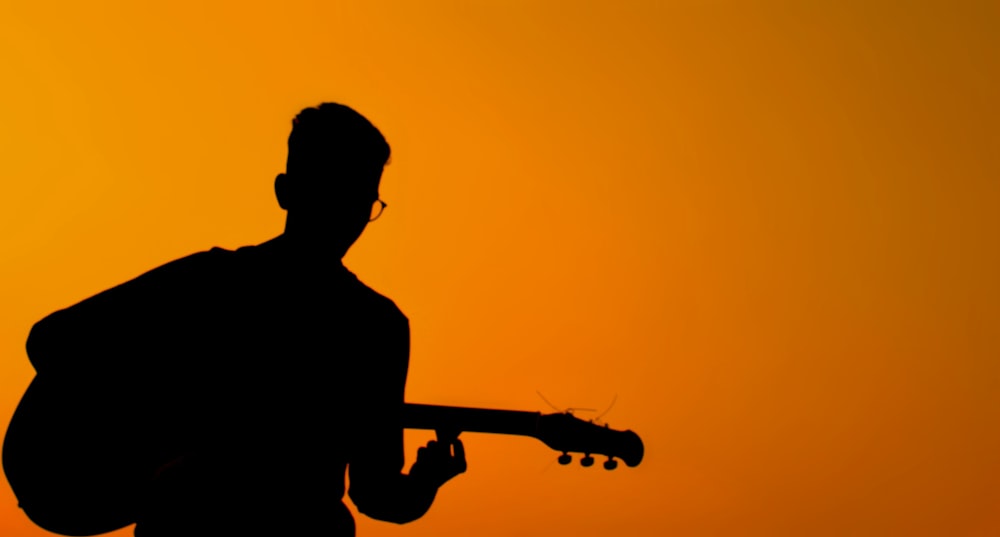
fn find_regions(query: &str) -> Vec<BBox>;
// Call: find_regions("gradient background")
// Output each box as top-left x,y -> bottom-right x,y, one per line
2,1 -> 998,536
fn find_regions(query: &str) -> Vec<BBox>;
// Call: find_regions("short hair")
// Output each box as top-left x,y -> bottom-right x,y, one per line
287,103 -> 391,179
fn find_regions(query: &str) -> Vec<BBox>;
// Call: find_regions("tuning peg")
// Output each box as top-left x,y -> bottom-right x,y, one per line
558,452 -> 572,465
603,457 -> 618,470
580,454 -> 595,467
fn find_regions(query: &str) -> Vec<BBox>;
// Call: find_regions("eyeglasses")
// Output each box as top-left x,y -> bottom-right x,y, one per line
370,199 -> 387,222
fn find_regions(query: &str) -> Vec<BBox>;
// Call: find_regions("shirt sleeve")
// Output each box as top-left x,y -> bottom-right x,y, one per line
25,250 -> 222,377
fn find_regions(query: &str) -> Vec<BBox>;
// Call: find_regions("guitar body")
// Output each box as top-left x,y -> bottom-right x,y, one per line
4,375 -> 169,536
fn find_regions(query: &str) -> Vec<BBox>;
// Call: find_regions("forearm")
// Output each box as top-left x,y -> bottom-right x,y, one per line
26,308 -> 112,375
26,304 -> 156,377
27,280 -> 153,375
25,250 -> 216,376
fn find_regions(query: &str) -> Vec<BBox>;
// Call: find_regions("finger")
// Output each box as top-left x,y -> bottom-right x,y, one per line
452,439 -> 467,473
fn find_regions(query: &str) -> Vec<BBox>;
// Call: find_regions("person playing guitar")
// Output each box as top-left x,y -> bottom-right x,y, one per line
5,103 -> 467,537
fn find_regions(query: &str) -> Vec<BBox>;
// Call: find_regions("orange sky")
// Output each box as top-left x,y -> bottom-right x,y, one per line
1,2 -> 998,536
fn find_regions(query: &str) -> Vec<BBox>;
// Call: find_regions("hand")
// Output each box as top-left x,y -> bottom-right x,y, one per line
408,430 -> 467,488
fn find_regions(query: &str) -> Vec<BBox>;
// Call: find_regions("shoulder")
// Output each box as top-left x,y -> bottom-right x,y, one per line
121,247 -> 235,284
66,248 -> 232,303
347,273 -> 409,328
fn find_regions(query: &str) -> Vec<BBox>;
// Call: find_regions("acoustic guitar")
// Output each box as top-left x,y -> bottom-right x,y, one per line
4,382 -> 643,537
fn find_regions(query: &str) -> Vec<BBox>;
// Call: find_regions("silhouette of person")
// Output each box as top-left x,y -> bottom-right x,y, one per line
4,103 -> 466,537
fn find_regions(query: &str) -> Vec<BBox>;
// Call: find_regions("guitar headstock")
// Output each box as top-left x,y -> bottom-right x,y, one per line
535,413 -> 644,469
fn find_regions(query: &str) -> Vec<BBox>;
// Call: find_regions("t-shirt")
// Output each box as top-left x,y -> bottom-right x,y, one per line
14,242 -> 410,537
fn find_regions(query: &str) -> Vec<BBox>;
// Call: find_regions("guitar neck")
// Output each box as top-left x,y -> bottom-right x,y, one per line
402,403 -> 540,437
402,402 -> 644,468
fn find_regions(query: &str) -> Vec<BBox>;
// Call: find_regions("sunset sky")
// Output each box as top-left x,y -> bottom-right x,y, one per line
1,2 -> 998,536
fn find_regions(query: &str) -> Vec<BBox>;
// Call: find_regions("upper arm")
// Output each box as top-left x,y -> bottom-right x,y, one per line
25,251 -> 221,376
347,310 -> 411,503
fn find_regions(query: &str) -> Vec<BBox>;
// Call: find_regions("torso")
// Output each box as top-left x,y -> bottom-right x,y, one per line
135,243 -> 406,537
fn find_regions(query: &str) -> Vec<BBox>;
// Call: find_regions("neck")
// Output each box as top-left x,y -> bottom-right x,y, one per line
279,212 -> 359,260
261,234 -> 347,267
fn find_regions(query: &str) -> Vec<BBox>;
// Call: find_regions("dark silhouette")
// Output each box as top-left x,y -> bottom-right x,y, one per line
3,103 -> 466,537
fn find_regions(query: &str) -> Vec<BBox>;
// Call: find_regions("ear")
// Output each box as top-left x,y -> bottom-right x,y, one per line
274,173 -> 291,210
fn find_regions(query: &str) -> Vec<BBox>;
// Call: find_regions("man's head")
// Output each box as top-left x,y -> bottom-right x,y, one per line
275,103 -> 391,257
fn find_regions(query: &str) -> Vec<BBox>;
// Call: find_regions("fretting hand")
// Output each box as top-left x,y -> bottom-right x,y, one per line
408,430 -> 467,488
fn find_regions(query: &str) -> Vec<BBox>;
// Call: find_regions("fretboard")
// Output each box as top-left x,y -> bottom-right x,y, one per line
402,403 -> 540,437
